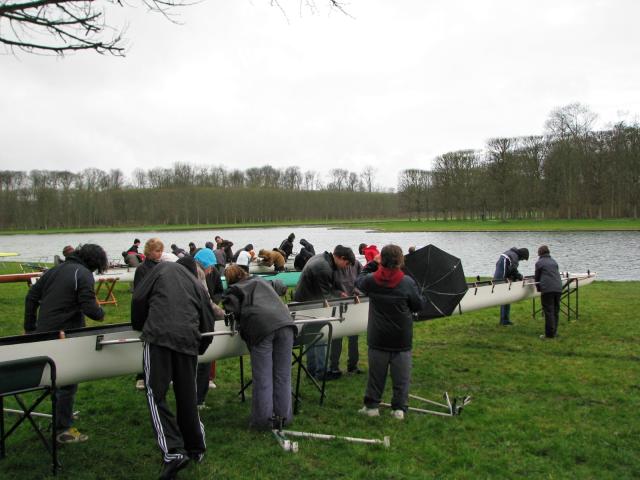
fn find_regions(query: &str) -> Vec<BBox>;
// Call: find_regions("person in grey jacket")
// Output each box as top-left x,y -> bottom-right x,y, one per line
534,245 -> 563,339
24,243 -> 107,444
493,247 -> 529,325
222,265 -> 297,429
131,261 -> 215,479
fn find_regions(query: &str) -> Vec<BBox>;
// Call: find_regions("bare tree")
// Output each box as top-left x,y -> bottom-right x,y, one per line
132,168 -> 147,189
361,165 -> 376,193
1,0 -> 349,56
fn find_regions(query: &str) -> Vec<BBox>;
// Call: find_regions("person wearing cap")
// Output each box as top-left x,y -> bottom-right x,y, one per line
222,265 -> 297,429
191,249 -> 225,409
293,245 -> 356,380
534,245 -> 563,339
355,244 -> 427,420
494,246 -> 530,326
132,257 -> 215,478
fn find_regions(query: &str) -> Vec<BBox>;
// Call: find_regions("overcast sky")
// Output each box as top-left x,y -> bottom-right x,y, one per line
1,0 -> 639,189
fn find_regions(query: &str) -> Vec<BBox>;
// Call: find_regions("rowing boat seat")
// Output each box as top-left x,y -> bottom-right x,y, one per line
0,356 -> 59,475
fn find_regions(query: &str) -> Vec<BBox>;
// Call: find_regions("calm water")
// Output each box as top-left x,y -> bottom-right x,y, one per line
1,227 -> 638,280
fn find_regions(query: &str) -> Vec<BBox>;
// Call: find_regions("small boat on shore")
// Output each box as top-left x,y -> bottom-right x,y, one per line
0,272 -> 595,386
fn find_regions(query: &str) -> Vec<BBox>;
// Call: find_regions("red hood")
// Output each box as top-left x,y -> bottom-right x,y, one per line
373,265 -> 404,288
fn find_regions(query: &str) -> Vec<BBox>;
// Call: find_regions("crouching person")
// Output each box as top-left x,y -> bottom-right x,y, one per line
131,261 -> 215,479
355,245 -> 427,420
222,265 -> 297,429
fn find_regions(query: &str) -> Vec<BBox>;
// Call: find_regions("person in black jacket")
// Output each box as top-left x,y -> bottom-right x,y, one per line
493,247 -> 529,326
293,239 -> 315,271
355,244 -> 426,420
24,243 -> 108,443
279,233 -> 295,261
223,265 -> 297,429
534,245 -> 563,339
131,261 -> 215,478
293,245 -> 355,379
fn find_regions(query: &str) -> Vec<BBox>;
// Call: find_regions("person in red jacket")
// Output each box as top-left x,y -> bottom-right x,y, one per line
358,243 -> 380,263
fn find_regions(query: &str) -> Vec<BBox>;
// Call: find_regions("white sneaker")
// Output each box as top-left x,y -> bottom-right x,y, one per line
208,381 -> 217,389
135,379 -> 145,391
391,409 -> 405,420
358,406 -> 380,417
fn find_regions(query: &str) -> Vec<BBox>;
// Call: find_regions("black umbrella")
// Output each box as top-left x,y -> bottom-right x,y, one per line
404,244 -> 468,320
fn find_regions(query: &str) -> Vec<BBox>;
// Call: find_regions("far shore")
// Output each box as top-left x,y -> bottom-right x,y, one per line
1,218 -> 639,235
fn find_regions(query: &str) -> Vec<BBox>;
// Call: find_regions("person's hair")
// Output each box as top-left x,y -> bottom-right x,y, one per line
76,244 -> 108,273
333,245 -> 355,266
408,246 -> 416,254
358,243 -> 367,255
288,233 -> 295,241
134,238 -> 140,244
62,245 -> 75,257
380,244 -> 404,269
215,236 -> 222,242
177,256 -> 198,277
517,247 -> 530,261
245,244 -> 253,251
170,244 -> 177,249
144,237 -> 164,256
538,245 -> 550,256
225,264 -> 249,285
189,242 -> 195,247
205,241 -> 214,250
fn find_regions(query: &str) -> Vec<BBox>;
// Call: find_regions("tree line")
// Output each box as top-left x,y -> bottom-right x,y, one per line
399,104 -> 640,220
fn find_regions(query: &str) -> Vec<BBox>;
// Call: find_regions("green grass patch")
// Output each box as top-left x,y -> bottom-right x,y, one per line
0,264 -> 638,478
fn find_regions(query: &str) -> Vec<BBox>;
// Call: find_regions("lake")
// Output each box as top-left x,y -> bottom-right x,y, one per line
1,227 -> 638,280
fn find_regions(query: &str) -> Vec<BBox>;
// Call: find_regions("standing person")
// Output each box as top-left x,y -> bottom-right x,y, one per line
355,244 -> 427,420
258,249 -> 286,272
534,245 -> 563,339
493,247 -> 529,326
222,265 -> 297,429
133,238 -> 165,391
358,243 -> 380,263
132,261 -> 215,479
24,244 -> 108,443
279,233 -> 296,261
327,259 -> 364,378
293,245 -> 355,380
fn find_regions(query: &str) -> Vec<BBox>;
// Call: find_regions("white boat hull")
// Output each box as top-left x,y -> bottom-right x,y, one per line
0,273 -> 595,386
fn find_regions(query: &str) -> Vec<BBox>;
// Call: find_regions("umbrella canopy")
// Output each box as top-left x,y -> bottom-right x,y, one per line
404,244 -> 468,320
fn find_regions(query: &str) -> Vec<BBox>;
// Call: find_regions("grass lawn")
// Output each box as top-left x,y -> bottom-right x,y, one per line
0,267 -> 638,479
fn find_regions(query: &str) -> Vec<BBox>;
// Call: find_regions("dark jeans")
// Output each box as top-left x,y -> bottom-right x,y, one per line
143,342 -> 205,462
55,384 -> 78,431
499,304 -> 511,325
196,362 -> 211,405
249,326 -> 294,428
364,348 -> 411,412
541,292 -> 561,337
329,336 -> 359,372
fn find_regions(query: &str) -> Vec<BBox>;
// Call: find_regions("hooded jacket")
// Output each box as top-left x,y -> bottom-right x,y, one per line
293,251 -> 343,302
355,261 -> 426,352
534,254 -> 563,293
279,234 -> 295,259
258,249 -> 285,269
24,254 -> 105,333
494,247 -> 527,281
131,262 -> 215,356
222,276 -> 297,347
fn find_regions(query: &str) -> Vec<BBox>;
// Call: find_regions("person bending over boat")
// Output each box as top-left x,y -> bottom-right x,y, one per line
358,243 -> 380,263
222,265 -> 297,429
258,248 -> 286,272
234,244 -> 255,272
24,243 -> 108,444
279,233 -> 296,261
355,244 -> 427,420
493,247 -> 529,326
294,239 -> 315,271
534,245 -> 562,339
294,245 -> 355,380
132,261 -> 215,479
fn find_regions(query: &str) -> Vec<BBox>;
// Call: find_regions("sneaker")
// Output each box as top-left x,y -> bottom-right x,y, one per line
136,379 -> 145,391
208,381 -> 217,389
501,321 -> 514,326
391,409 -> 405,420
197,403 -> 209,411
159,456 -> 190,480
358,406 -> 380,417
189,452 -> 205,464
56,427 -> 89,444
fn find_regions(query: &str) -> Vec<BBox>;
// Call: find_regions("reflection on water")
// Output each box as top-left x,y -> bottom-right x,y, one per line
0,227 -> 638,281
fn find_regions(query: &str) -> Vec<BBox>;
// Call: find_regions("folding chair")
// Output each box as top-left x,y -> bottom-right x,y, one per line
0,356 -> 59,475
291,320 -> 333,414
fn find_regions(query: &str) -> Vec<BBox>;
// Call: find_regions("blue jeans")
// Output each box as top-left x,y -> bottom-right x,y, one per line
55,384 -> 78,431
306,344 -> 327,379
500,304 -> 511,324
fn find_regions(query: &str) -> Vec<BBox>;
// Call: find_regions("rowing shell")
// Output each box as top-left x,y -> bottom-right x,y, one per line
0,273 -> 595,386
